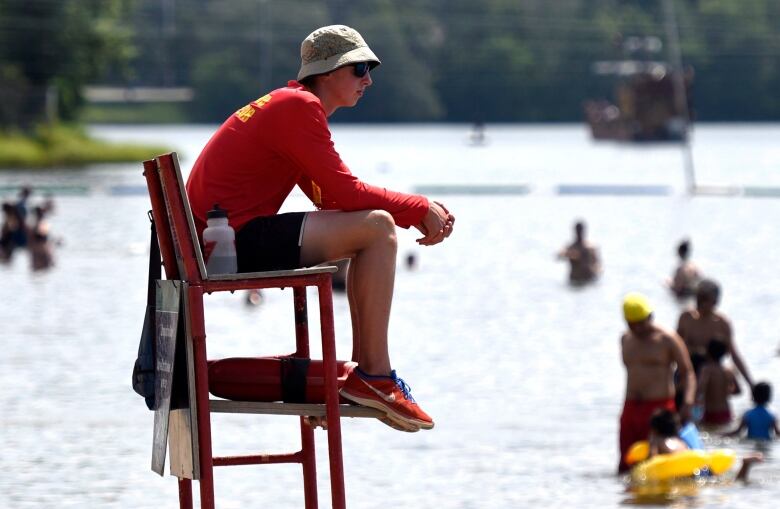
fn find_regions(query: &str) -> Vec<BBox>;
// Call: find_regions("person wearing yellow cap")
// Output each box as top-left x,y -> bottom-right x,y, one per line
623,292 -> 653,323
618,292 -> 696,473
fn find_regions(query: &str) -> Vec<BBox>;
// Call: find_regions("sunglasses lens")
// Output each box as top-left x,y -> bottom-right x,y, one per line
354,62 -> 369,77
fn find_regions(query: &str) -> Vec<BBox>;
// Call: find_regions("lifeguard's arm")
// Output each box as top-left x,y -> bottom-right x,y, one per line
288,100 -> 428,228
669,332 -> 696,418
724,321 -> 753,388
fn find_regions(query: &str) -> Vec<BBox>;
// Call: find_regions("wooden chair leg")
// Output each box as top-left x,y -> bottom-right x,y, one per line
300,417 -> 319,509
178,478 -> 193,509
293,286 -> 310,357
317,281 -> 347,509
186,286 -> 216,509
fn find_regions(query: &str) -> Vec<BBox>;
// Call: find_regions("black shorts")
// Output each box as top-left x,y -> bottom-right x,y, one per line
235,212 -> 307,272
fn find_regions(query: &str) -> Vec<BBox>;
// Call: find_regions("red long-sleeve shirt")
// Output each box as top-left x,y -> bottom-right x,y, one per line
187,81 -> 429,235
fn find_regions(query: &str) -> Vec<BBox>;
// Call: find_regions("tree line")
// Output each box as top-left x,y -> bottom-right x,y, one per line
2,0 -> 779,128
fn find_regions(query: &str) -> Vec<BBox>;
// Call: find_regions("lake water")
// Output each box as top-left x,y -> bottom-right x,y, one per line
1,123 -> 779,508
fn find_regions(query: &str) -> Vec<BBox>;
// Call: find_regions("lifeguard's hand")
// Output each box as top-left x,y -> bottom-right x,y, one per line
415,201 -> 455,246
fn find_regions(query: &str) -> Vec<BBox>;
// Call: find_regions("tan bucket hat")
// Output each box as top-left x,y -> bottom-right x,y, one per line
297,25 -> 381,81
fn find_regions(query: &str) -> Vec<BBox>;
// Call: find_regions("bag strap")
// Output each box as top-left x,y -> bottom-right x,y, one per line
132,212 -> 162,409
147,210 -> 161,300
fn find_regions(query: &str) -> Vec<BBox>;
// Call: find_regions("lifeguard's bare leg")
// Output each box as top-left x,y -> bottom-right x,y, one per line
300,209 -> 397,375
346,259 -> 361,363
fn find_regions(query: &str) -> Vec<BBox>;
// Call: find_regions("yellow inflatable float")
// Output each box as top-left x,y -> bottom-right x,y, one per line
625,441 -> 737,498
626,440 -> 737,483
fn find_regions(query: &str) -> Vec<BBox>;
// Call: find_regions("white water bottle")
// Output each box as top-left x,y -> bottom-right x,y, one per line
202,204 -> 237,275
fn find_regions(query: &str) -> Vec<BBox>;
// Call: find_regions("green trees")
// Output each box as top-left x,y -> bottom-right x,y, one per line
2,0 -> 780,126
684,0 -> 780,119
147,0 -> 780,122
0,0 -> 133,129
160,0 -> 444,122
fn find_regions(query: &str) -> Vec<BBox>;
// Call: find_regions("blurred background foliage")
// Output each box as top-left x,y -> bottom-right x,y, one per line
1,0 -> 779,128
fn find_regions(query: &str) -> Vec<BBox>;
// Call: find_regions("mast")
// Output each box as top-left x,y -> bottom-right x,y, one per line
662,0 -> 696,193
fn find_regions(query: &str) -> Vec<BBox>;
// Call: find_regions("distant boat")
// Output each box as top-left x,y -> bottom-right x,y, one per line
583,35 -> 693,143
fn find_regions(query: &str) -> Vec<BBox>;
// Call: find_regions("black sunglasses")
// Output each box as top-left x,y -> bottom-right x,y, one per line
353,62 -> 372,78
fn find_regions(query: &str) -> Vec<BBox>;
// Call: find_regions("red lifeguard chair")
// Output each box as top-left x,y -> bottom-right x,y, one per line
142,152 -> 381,509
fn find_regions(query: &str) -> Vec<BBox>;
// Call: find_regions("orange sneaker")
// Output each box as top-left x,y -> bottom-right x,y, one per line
340,368 -> 434,432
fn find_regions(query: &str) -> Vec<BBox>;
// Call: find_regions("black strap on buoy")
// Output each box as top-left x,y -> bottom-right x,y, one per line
280,356 -> 310,403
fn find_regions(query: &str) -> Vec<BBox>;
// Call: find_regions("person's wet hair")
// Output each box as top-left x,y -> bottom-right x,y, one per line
707,338 -> 727,362
696,278 -> 720,304
677,239 -> 690,259
752,381 -> 772,406
650,409 -> 680,438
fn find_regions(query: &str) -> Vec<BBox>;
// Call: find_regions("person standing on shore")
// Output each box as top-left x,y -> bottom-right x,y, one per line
186,25 -> 455,432
618,292 -> 696,473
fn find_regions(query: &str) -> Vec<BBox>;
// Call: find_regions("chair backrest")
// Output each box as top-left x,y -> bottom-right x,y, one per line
155,152 -> 209,282
143,158 -> 179,280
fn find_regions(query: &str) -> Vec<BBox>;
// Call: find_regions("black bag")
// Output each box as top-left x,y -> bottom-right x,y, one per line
132,212 -> 161,410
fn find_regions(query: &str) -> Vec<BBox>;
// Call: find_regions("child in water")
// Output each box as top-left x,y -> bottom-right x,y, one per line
647,408 -> 762,481
698,339 -> 740,426
648,409 -> 690,456
727,381 -> 780,440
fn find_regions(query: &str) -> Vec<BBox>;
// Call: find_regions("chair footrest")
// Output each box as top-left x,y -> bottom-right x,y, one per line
209,399 -> 384,418
213,452 -> 303,467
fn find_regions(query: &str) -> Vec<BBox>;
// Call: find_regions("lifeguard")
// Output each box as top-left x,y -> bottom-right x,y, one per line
187,25 -> 455,432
